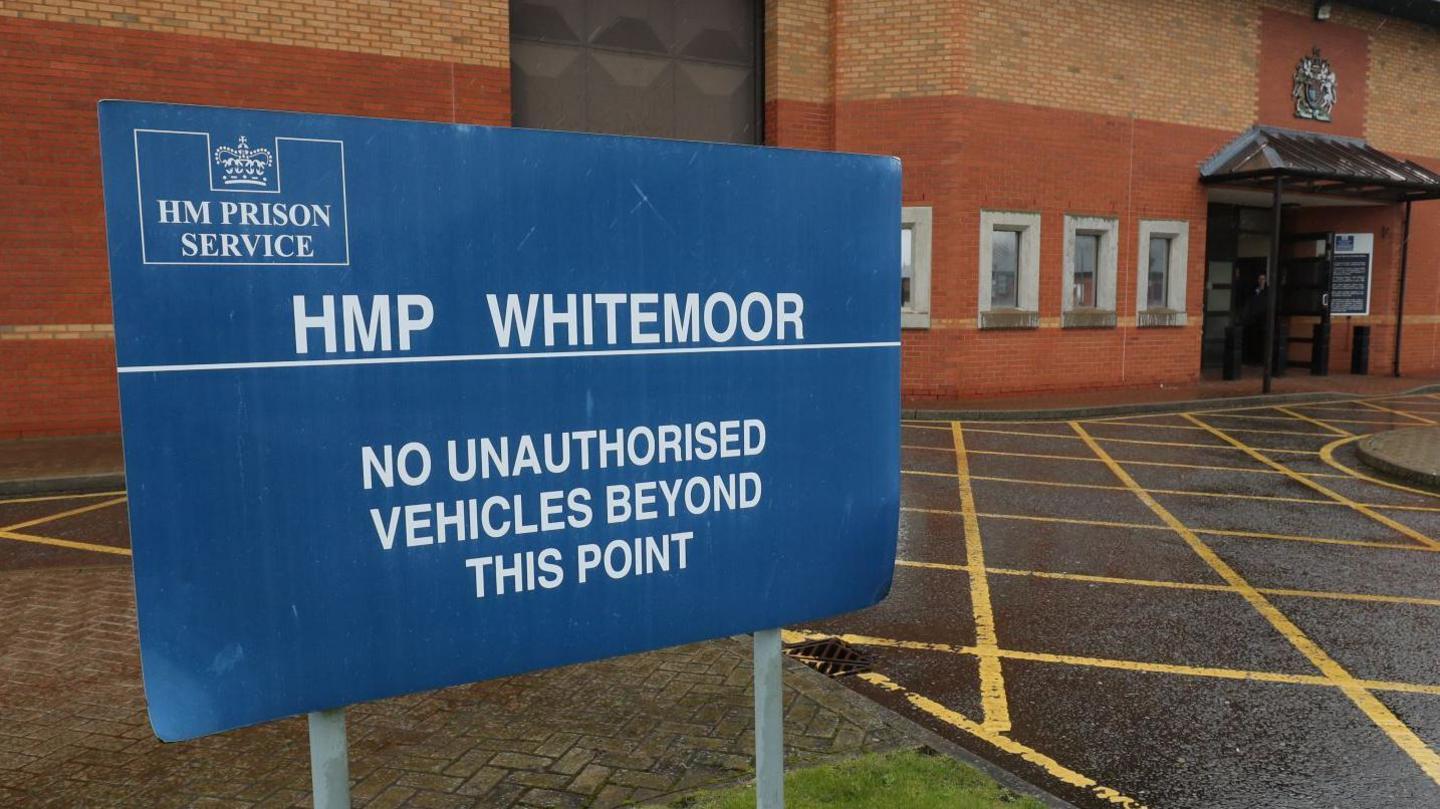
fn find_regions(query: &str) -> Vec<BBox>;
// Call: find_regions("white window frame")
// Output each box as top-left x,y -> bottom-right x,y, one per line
978,211 -> 1040,322
901,206 -> 933,329
1062,215 -> 1118,318
1136,219 -> 1189,326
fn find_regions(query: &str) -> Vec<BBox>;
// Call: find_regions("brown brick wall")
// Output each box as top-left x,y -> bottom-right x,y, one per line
958,0 -> 1259,132
766,0 -> 833,105
1366,19 -> 1440,157
0,0 -> 508,67
835,1 -> 963,100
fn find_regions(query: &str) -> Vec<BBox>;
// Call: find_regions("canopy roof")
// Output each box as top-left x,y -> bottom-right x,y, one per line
1200,126 -> 1440,203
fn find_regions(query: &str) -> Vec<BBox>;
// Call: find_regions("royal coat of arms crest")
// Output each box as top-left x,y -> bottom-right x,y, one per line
1293,47 -> 1337,122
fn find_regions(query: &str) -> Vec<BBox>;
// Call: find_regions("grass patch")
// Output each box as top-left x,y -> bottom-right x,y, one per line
653,749 -> 1046,809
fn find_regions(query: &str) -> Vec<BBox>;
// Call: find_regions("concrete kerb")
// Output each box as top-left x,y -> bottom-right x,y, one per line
0,472 -> 126,497
643,639 -> 1079,809
904,383 -> 1440,422
1357,427 -> 1440,492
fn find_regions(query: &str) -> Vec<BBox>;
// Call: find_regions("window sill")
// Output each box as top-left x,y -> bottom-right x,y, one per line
1137,309 -> 1188,328
1062,309 -> 1117,329
979,309 -> 1040,330
902,311 -> 931,330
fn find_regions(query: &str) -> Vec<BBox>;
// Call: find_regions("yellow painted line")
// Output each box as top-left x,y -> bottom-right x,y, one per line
1183,415 -> 1440,550
957,471 -> 1440,512
1275,405 -> 1352,437
1072,420 -> 1440,786
0,496 -> 128,533
856,670 -> 1147,807
1097,419 -> 1333,438
897,559 -> 1440,609
906,444 -> 1350,477
961,426 -> 1091,440
952,423 -> 1010,733
0,489 -> 127,506
1319,435 -> 1440,502
0,529 -> 131,556
901,506 -> 1429,552
957,472 -> 1342,507
1360,399 -> 1438,425
1199,411 -> 1401,428
963,427 -> 1317,455
791,629 -> 1440,699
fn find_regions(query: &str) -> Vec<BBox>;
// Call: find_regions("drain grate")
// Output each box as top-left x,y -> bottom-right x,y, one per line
782,636 -> 873,678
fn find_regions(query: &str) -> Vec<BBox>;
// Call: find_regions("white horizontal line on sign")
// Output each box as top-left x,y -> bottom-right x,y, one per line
118,341 -> 902,374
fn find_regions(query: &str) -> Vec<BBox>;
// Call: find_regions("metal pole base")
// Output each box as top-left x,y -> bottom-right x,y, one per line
754,628 -> 784,809
308,708 -> 351,809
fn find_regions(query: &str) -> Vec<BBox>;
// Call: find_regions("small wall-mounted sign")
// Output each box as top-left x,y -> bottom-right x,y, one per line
1332,232 -> 1372,316
1293,47 -> 1337,122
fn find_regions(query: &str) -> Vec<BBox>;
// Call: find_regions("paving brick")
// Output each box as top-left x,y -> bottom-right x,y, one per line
0,564 -> 921,806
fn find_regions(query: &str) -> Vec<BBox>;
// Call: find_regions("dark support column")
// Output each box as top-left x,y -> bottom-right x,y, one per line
1264,177 -> 1284,394
1394,200 -> 1413,378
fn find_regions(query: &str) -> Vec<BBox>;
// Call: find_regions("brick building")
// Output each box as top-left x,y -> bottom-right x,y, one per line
3,0 -> 1440,436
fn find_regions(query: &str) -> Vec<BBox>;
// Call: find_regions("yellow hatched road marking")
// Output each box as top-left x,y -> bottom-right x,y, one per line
901,506 -> 1433,552
905,444 -> 1350,477
1360,399 -> 1438,425
1099,419 -> 1333,438
0,496 -> 128,533
905,469 -> 1440,512
1071,421 -> 1440,786
856,670 -> 1147,807
1182,415 -> 1440,550
952,423 -> 1010,732
966,426 -> 1318,454
1275,405 -> 1352,437
897,560 -> 1440,608
0,529 -> 131,556
0,490 -> 127,506
1199,411 -> 1401,427
787,630 -> 1440,698
1319,435 -> 1440,502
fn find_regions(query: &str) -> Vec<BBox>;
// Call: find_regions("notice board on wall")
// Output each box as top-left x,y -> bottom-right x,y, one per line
1331,232 -> 1373,317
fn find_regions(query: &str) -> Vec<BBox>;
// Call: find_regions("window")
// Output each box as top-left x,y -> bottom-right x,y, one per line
991,229 -> 1020,309
978,211 -> 1041,329
901,207 -> 932,329
1147,236 -> 1171,309
1136,220 -> 1189,327
1061,215 -> 1118,327
1073,234 -> 1098,308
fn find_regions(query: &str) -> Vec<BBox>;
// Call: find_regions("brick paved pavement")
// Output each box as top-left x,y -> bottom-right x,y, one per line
0,566 -> 920,808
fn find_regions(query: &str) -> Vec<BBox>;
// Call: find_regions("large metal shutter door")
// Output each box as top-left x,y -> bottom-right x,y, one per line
511,0 -> 759,144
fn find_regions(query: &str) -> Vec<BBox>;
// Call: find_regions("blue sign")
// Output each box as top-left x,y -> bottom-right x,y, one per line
99,101 -> 900,742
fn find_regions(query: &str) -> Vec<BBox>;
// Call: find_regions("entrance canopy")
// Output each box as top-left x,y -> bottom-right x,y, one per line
1201,126 -> 1440,203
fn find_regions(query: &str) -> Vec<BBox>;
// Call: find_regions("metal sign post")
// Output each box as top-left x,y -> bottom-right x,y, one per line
753,628 -> 784,809
307,709 -> 350,809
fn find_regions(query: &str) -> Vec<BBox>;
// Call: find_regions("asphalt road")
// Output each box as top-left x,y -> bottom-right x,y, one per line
4,392 -> 1440,808
796,391 -> 1440,809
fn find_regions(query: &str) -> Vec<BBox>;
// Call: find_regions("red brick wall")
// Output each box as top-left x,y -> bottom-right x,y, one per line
825,95 -> 1233,401
1258,9 -> 1368,138
0,16 -> 508,438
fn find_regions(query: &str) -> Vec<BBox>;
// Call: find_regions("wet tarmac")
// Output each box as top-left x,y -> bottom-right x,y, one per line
5,393 -> 1440,807
801,392 -> 1440,808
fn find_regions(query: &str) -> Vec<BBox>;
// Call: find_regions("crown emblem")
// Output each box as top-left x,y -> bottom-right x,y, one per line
1293,47 -> 1337,122
213,135 -> 273,186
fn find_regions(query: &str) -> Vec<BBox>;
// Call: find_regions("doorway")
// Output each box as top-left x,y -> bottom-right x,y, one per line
1201,203 -> 1274,370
